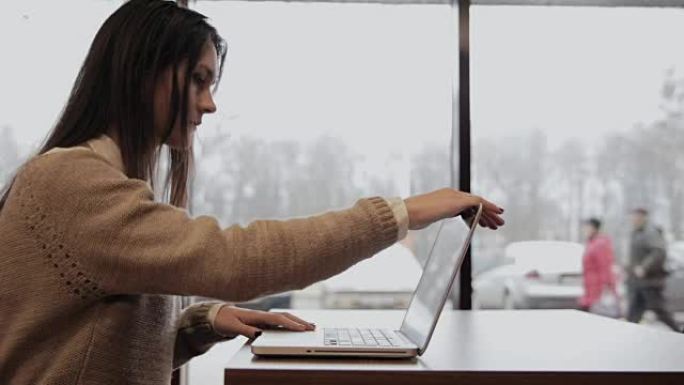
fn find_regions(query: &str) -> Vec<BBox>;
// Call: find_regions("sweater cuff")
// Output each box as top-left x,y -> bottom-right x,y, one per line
174,301 -> 235,367
208,303 -> 229,335
384,197 -> 409,241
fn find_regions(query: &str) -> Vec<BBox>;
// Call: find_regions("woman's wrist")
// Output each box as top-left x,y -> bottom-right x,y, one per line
384,197 -> 409,241
208,303 -> 231,336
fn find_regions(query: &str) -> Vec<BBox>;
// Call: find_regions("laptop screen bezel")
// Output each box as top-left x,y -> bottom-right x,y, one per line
398,203 -> 483,355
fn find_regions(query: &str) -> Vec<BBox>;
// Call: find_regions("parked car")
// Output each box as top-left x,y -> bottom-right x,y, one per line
665,241 -> 684,312
473,241 -> 585,309
319,243 -> 422,309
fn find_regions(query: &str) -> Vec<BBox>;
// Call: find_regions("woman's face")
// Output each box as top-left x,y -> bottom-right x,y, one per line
155,40 -> 218,149
582,224 -> 597,240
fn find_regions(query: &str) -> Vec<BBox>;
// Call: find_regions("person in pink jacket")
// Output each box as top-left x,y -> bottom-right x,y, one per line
578,218 -> 618,312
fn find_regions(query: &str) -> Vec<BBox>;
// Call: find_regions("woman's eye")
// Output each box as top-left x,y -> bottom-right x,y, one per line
193,73 -> 206,87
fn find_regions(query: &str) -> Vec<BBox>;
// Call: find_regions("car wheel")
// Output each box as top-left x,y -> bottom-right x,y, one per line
503,291 -> 516,310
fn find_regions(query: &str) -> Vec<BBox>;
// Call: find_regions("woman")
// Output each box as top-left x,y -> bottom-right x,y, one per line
578,218 -> 619,316
0,1 -> 504,384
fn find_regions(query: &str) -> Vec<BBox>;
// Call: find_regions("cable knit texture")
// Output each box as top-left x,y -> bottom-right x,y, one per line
0,141 -> 398,385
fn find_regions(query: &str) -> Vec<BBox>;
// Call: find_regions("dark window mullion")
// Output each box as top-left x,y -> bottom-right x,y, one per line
454,0 -> 472,310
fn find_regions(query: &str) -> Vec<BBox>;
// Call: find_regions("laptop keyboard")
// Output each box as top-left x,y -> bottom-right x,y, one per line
323,328 -> 401,346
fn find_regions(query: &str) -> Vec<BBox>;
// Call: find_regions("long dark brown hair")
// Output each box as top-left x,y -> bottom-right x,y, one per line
0,0 -> 227,211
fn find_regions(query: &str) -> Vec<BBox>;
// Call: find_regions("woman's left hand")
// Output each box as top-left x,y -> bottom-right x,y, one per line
404,188 -> 505,230
213,306 -> 316,339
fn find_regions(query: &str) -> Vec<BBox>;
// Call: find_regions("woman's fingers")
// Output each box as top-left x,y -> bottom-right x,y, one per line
479,215 -> 495,229
478,211 -> 504,230
280,312 -> 316,330
479,197 -> 505,227
230,308 -> 313,334
214,308 -> 315,340
480,214 -> 497,230
480,196 -> 504,215
489,212 -> 505,226
231,320 -> 263,339
455,192 -> 503,224
264,312 -> 310,331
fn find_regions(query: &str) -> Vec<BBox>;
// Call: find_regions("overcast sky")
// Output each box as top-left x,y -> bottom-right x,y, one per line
2,1 -> 684,155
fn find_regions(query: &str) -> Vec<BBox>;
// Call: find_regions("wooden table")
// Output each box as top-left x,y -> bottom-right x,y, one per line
224,309 -> 684,385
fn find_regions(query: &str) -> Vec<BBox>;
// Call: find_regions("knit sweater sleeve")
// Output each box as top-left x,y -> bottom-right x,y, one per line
173,301 -> 233,368
13,149 -> 398,302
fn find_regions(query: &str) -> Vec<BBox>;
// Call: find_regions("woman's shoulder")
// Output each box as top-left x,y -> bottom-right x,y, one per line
13,146 -> 129,200
23,146 -> 121,178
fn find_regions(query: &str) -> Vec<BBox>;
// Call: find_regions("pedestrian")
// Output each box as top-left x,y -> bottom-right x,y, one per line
626,208 -> 680,331
578,218 -> 619,317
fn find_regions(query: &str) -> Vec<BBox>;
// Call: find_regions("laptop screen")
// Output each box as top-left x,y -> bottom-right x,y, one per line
399,204 -> 482,355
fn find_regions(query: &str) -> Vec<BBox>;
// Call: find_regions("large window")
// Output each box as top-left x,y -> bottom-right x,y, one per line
471,5 -> 684,330
190,1 -> 455,310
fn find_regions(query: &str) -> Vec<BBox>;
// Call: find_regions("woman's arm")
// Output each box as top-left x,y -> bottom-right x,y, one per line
14,149 -> 503,304
13,150 -> 398,302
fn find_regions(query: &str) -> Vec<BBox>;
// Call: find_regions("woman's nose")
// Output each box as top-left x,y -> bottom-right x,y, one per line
202,92 -> 217,114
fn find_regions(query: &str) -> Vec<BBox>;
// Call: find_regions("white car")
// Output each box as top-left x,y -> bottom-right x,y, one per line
665,241 -> 684,312
473,241 -> 585,309
320,243 -> 422,309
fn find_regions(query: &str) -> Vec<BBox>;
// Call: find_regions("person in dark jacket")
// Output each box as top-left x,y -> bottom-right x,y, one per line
626,208 -> 680,331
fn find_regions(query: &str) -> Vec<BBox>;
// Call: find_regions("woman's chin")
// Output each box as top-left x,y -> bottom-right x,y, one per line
165,133 -> 195,150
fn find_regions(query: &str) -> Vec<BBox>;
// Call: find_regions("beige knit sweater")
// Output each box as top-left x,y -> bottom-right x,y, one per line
0,136 -> 402,385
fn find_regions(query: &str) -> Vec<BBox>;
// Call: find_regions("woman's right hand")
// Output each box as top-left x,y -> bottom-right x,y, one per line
214,306 -> 315,339
403,188 -> 505,231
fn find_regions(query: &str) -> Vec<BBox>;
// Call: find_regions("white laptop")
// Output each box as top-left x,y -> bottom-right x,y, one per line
251,203 -> 483,358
